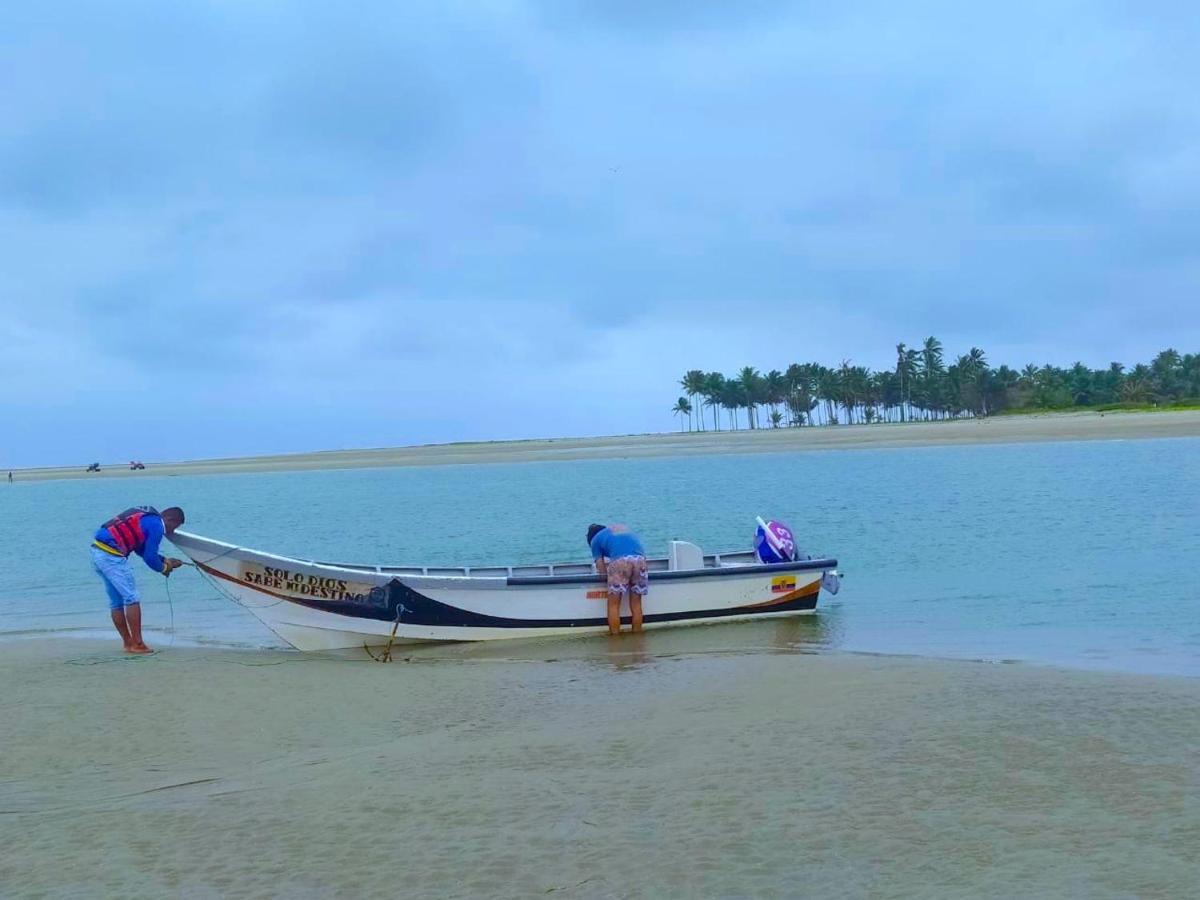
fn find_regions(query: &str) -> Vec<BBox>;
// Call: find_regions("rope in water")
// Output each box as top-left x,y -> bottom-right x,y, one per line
157,544 -> 271,650
163,574 -> 177,649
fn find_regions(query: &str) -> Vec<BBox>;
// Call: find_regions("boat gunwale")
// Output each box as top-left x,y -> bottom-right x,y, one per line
170,530 -> 837,585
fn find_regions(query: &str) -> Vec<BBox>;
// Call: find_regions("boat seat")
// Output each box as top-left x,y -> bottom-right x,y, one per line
668,540 -> 705,572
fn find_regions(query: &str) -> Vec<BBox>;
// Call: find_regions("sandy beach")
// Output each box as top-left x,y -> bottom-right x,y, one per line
3,636 -> 1198,898
12,410 -> 1200,482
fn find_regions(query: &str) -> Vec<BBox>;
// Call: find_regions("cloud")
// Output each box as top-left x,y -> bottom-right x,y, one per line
535,0 -> 801,35
1,1 -> 1198,465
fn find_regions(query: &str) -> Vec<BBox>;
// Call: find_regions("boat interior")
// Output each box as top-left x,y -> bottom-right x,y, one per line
315,541 -> 774,579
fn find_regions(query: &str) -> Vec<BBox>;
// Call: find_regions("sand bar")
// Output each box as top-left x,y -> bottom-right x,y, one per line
12,410 -> 1200,482
3,636 -> 1198,898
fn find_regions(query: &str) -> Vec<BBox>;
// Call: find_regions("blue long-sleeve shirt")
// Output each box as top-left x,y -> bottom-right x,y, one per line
95,515 -> 167,572
590,525 -> 645,561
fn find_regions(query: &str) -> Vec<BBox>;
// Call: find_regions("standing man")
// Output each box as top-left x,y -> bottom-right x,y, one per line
587,523 -> 649,635
91,506 -> 186,653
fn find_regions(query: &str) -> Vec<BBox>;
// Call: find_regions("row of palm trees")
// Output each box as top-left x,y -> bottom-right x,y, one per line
670,341 -> 1200,431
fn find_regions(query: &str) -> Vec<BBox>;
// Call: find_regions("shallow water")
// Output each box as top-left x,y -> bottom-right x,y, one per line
2,437 -> 1198,675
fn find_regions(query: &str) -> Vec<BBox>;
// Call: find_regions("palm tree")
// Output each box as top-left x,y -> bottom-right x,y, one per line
681,370 -> 707,431
702,372 -> 725,431
765,370 -> 786,422
921,336 -> 944,371
875,370 -> 899,422
784,362 -> 817,426
895,343 -> 908,421
1068,361 -> 1093,406
815,365 -> 837,425
835,360 -> 871,424
1151,349 -> 1183,400
1096,362 -> 1125,405
905,349 -> 919,419
720,381 -> 746,430
919,337 -> 945,419
1121,365 -> 1152,403
1183,353 -> 1200,398
671,397 -> 692,432
992,365 -> 1018,410
674,345 -> 1196,423
965,347 -> 990,415
738,367 -> 762,429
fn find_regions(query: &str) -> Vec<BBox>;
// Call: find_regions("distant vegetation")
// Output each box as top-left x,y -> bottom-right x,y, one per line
671,341 -> 1200,430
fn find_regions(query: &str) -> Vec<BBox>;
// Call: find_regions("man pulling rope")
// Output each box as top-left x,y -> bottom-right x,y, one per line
90,505 -> 186,653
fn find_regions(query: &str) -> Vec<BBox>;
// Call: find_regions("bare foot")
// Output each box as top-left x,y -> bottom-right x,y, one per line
125,644 -> 154,654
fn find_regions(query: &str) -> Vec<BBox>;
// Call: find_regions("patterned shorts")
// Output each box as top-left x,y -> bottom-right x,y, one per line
606,556 -> 649,596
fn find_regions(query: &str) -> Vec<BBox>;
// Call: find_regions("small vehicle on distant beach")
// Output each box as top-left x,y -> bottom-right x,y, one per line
170,529 -> 842,652
86,462 -> 101,473
129,461 -> 146,470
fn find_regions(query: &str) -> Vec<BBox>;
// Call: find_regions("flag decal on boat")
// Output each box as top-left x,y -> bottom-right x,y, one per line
771,575 -> 797,593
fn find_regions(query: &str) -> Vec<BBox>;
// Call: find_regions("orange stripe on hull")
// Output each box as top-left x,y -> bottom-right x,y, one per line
742,579 -> 821,610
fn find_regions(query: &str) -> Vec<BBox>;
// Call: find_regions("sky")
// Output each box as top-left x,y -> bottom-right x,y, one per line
2,0 -> 1198,466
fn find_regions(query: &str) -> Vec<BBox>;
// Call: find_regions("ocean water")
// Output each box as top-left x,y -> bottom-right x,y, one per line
2,437 -> 1197,676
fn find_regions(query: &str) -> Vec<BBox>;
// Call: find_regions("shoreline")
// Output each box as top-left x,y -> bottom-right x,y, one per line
10,408 -> 1200,482
4,627 -> 1197,681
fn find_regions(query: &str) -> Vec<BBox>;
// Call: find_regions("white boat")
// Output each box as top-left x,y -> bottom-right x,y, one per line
169,531 -> 841,652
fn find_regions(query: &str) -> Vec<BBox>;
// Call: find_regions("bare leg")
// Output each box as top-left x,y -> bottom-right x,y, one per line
607,592 -> 622,635
630,592 -> 644,632
110,609 -> 134,650
124,604 -> 152,653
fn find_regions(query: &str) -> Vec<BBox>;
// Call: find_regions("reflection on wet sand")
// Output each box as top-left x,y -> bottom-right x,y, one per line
767,611 -> 837,652
602,630 -> 649,670
393,609 -> 843,673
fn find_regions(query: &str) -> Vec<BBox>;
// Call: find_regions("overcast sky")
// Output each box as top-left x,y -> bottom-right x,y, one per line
2,1 -> 1197,466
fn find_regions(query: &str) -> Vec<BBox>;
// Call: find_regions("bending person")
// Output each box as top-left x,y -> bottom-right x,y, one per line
587,523 -> 649,635
90,506 -> 185,653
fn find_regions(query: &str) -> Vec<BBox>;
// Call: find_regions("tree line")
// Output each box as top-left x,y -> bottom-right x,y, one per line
670,340 -> 1200,430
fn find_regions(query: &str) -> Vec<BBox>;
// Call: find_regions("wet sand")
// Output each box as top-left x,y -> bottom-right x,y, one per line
3,634 -> 1198,898
13,410 -> 1200,481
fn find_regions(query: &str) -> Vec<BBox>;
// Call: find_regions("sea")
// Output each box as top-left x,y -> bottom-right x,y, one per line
2,436 -> 1198,677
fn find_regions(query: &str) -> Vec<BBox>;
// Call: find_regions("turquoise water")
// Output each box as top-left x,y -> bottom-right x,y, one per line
3,438 -> 1197,675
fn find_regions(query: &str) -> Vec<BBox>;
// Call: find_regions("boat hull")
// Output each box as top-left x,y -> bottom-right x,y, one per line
170,532 -> 837,652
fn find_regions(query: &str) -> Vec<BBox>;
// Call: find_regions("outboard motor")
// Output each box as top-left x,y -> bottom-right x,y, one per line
754,517 -> 799,564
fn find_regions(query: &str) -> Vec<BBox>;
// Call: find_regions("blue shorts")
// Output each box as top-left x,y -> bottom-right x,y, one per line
90,546 -> 139,610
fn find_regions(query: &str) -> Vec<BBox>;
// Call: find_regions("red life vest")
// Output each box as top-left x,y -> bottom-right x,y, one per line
100,506 -> 160,556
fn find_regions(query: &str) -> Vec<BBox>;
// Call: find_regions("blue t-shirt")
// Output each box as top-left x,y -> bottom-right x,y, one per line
95,515 -> 167,573
590,525 -> 645,561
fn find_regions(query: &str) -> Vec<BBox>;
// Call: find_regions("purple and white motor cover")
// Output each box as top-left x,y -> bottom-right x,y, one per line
754,519 -> 797,564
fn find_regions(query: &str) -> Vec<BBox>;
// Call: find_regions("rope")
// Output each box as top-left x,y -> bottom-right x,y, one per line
157,545 -> 266,650
200,567 -> 288,610
164,575 -> 177,649
175,545 -> 391,660
180,546 -> 288,611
